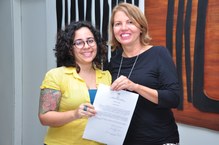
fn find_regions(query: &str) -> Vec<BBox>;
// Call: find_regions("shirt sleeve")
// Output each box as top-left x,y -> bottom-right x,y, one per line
97,69 -> 112,86
156,47 -> 180,108
40,69 -> 61,91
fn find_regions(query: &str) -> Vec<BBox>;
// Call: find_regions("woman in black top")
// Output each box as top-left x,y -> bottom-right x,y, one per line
108,3 -> 180,145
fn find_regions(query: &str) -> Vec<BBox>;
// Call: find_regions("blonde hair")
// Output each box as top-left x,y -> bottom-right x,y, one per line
109,2 -> 151,51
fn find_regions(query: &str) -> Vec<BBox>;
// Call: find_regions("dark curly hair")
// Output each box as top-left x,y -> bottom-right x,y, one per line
54,21 -> 108,72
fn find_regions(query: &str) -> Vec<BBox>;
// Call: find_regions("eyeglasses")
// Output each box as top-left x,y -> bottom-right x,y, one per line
73,38 -> 96,49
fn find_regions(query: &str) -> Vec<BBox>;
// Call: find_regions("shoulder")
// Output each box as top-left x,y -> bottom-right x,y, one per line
46,67 -> 64,75
96,69 -> 112,83
149,46 -> 171,57
96,69 -> 111,77
47,67 -> 63,73
150,45 -> 169,52
109,49 -> 122,66
110,49 -> 122,60
151,46 -> 176,68
45,67 -> 62,76
45,67 -> 75,78
140,46 -> 170,58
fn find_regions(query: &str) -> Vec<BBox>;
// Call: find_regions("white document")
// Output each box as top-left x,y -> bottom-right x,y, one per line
83,84 -> 139,145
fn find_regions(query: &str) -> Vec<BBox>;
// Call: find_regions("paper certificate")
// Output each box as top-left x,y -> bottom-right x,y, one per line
83,84 -> 139,145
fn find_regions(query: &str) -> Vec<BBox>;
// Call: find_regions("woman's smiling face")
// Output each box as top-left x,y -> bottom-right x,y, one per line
113,11 -> 142,47
72,27 -> 97,65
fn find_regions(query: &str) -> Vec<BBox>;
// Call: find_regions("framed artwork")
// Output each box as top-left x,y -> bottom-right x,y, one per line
145,0 -> 219,131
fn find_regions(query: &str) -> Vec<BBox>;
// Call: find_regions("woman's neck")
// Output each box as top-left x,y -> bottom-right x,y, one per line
122,44 -> 152,57
77,63 -> 94,72
78,63 -> 96,89
122,44 -> 143,57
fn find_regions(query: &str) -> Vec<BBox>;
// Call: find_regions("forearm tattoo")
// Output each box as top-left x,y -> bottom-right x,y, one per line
39,89 -> 61,114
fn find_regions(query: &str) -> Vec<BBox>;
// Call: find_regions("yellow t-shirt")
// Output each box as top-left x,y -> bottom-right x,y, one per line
40,67 -> 112,145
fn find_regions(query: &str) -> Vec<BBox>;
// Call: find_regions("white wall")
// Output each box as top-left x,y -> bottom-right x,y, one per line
0,0 -> 14,145
21,0 -> 48,144
178,123 -> 219,144
0,0 -> 218,145
0,0 -> 48,145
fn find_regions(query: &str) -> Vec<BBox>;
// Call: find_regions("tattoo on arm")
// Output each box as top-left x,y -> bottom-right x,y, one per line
39,89 -> 61,114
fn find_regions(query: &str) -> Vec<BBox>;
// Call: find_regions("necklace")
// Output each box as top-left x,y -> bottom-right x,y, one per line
116,55 -> 139,79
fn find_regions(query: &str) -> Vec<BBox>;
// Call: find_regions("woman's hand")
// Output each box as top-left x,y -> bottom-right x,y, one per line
110,75 -> 139,91
111,75 -> 158,104
75,103 -> 97,119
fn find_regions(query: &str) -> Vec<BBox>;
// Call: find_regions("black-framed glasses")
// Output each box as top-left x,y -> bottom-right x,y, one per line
73,38 -> 96,49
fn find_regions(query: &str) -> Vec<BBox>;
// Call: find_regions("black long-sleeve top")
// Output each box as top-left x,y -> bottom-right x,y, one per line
109,46 -> 180,145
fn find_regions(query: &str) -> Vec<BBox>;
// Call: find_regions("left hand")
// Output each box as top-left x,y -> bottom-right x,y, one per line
111,75 -> 138,91
75,103 -> 96,119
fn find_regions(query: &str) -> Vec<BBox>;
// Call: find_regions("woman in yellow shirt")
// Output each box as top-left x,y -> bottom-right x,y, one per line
38,21 -> 111,145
